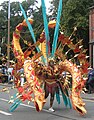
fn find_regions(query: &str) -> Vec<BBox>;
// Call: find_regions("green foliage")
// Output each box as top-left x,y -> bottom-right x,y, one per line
0,0 -> 43,57
0,0 -> 93,57
49,0 -> 94,49
62,0 -> 93,33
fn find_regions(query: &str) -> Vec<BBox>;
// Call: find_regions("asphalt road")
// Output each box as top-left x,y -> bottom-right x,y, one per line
0,85 -> 94,120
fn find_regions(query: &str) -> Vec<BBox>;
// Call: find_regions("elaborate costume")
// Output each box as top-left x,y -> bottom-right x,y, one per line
9,0 -> 89,116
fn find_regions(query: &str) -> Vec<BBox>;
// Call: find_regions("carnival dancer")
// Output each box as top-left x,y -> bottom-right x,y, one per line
10,0 -> 89,115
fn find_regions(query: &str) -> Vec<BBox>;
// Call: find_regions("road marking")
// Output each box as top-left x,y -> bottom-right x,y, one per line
0,98 -> 50,112
0,98 -> 8,102
0,97 -> 94,115
20,103 -> 50,112
83,99 -> 94,102
0,98 -> 12,115
0,110 -> 12,116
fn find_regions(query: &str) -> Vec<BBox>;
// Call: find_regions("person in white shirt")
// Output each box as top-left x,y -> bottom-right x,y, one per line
20,73 -> 24,86
7,65 -> 13,83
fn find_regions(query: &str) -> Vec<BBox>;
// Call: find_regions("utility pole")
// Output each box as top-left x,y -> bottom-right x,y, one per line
7,0 -> 10,68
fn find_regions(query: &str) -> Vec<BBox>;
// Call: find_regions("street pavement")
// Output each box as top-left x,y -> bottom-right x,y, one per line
0,84 -> 94,120
81,92 -> 94,100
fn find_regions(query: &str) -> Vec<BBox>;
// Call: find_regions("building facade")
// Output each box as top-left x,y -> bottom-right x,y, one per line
89,6 -> 94,67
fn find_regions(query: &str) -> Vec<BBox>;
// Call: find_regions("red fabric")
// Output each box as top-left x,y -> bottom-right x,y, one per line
46,82 -> 58,93
16,23 -> 23,31
18,87 -> 24,93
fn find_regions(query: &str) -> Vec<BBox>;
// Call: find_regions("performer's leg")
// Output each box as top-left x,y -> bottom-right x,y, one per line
44,82 -> 49,99
50,96 -> 54,108
49,90 -> 55,112
88,85 -> 92,94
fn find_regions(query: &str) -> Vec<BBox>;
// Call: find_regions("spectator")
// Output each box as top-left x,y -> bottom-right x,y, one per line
20,73 -> 24,86
2,63 -> 7,75
86,68 -> 94,93
7,64 -> 13,83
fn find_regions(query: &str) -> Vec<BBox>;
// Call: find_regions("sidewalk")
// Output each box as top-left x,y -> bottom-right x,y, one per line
0,83 -> 12,87
0,83 -> 94,101
81,92 -> 94,100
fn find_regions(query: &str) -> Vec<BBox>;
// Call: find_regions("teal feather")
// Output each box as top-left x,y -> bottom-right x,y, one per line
19,3 -> 40,52
9,93 -> 19,104
12,93 -> 18,99
51,0 -> 63,57
41,0 -> 50,58
10,99 -> 22,112
10,99 -> 20,108
10,101 -> 22,112
67,97 -> 72,109
56,93 -> 60,104
61,91 -> 68,107
19,3 -> 46,63
61,89 -> 72,108
65,89 -> 72,108
56,88 -> 60,104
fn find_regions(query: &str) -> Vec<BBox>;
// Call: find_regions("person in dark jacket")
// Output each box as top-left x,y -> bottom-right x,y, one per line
86,68 -> 94,93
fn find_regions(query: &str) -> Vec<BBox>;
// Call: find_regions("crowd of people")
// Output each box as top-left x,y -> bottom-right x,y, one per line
0,60 -> 24,86
0,61 -> 94,94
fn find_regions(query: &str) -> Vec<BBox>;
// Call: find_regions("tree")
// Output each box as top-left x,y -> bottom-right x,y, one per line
0,0 -> 43,58
49,0 -> 94,49
62,0 -> 93,33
